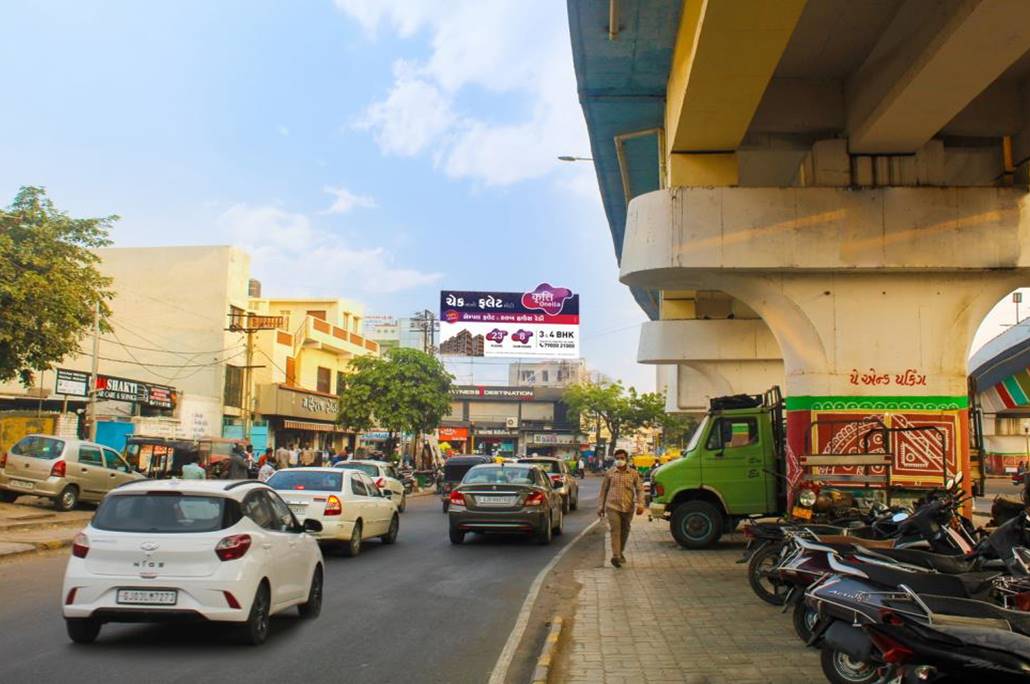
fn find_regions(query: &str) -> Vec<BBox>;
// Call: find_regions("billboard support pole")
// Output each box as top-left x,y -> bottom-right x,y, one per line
88,301 -> 100,441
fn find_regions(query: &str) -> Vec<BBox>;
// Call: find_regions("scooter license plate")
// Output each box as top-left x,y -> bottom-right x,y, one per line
791,506 -> 813,520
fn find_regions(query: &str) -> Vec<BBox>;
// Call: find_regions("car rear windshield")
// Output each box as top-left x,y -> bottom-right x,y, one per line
93,494 -> 240,533
521,460 -> 560,473
463,467 -> 535,485
335,463 -> 378,477
10,435 -> 64,460
267,470 -> 343,491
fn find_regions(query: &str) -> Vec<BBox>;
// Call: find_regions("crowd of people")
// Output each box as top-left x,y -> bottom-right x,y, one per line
180,442 -> 371,482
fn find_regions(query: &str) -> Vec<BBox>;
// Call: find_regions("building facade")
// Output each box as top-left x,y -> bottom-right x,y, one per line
508,360 -> 589,388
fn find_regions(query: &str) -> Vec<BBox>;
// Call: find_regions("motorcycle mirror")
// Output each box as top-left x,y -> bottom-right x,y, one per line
891,512 -> 910,523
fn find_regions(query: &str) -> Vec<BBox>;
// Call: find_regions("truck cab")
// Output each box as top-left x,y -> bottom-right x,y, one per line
650,388 -> 785,548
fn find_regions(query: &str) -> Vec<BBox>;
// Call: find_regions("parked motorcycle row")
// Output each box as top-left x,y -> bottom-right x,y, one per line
742,482 -> 1030,683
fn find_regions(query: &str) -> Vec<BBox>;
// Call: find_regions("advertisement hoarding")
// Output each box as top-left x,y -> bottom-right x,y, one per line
439,284 -> 580,358
54,368 -> 176,409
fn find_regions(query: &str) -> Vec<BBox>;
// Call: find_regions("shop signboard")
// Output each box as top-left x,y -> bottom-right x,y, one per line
451,386 -> 535,401
439,283 -> 580,358
529,433 -> 577,445
255,384 -> 339,422
54,368 -> 176,409
438,427 -> 469,440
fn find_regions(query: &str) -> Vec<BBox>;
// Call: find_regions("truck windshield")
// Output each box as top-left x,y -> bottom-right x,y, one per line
685,416 -> 709,452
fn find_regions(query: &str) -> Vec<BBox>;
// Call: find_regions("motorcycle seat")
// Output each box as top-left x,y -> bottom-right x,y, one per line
918,594 -> 1030,636
994,495 -> 1025,507
817,534 -> 895,549
858,547 -> 978,574
928,623 -> 1030,656
839,557 -> 995,598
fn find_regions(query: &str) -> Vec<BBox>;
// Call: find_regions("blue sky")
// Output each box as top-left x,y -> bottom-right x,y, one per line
0,1 -> 653,390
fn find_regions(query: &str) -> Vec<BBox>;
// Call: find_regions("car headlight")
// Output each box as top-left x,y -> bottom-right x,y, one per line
798,488 -> 817,508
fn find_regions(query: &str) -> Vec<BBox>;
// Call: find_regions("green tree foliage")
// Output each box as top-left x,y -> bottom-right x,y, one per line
564,381 -> 667,456
0,187 -> 115,385
661,413 -> 699,448
337,348 -> 453,463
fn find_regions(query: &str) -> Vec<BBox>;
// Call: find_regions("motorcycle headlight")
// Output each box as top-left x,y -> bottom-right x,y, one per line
798,488 -> 817,508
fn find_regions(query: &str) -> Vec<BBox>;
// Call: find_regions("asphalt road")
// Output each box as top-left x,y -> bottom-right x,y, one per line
0,477 -> 602,684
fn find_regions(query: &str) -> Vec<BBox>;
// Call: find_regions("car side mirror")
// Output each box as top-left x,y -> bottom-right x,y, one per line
303,518 -> 323,533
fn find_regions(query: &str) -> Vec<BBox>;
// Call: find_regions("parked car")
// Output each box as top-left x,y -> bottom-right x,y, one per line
268,467 -> 399,557
61,479 -> 324,645
518,456 -> 579,512
439,455 -> 491,512
0,434 -> 144,511
447,463 -> 564,545
333,459 -> 407,512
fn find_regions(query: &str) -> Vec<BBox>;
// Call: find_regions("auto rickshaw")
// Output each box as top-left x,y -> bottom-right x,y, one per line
123,435 -> 248,479
439,455 -> 490,512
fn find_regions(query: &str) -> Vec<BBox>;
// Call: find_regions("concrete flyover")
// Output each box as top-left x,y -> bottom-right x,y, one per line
570,0 -> 1030,492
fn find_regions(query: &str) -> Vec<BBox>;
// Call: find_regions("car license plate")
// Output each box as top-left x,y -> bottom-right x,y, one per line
288,503 -> 307,514
476,496 -> 515,506
791,505 -> 813,520
116,589 -> 177,605
9,479 -> 35,490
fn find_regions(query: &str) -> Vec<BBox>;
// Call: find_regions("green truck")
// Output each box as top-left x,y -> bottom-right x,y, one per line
649,388 -> 787,549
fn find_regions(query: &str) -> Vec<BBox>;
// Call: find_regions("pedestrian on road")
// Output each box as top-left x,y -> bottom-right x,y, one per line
228,444 -> 250,480
181,452 -> 206,480
289,444 -> 300,468
275,443 -> 290,470
259,448 -> 272,467
577,456 -> 586,478
258,461 -> 276,482
597,448 -> 645,568
244,444 -> 255,469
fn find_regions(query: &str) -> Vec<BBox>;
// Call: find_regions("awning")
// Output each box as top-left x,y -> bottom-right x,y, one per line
282,419 -> 339,433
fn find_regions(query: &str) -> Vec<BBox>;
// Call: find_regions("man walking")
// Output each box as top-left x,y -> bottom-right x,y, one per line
228,444 -> 250,480
275,442 -> 291,470
597,448 -> 645,568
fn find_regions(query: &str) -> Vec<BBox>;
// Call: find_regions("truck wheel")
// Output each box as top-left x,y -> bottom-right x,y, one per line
670,501 -> 723,549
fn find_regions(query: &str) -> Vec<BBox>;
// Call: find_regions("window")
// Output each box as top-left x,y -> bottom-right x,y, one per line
306,310 -> 327,321
336,371 -> 345,394
706,418 -> 758,450
317,367 -> 331,394
78,446 -> 103,466
351,476 -> 369,497
242,492 -> 277,530
541,370 -> 549,382
93,494 -> 239,533
463,466 -> 534,485
11,435 -> 64,460
336,463 -> 379,477
285,356 -> 297,386
268,470 -> 343,492
265,492 -> 297,532
102,448 -> 131,472
224,365 -> 244,408
521,403 -> 554,422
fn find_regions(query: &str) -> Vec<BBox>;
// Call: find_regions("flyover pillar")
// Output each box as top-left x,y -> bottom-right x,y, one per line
621,186 -> 1030,495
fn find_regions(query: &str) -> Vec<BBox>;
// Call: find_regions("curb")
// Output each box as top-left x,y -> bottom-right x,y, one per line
530,616 -> 564,684
0,537 -> 72,562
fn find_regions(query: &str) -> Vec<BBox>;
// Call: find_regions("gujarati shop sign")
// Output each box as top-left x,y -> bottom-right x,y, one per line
54,368 -> 176,409
439,284 -> 580,359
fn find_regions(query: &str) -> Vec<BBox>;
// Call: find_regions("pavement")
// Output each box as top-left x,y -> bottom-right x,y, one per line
561,517 -> 822,684
0,498 -> 93,560
0,478 -> 603,684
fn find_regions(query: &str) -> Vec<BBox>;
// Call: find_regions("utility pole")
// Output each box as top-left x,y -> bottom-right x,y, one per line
88,301 -> 100,440
227,309 -> 279,443
410,309 -> 437,355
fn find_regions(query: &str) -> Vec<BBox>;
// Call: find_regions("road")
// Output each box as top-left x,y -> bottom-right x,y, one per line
0,477 -> 602,684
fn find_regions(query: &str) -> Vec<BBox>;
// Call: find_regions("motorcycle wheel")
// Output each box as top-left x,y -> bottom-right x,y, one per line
820,647 -> 878,684
747,544 -> 788,606
792,597 -> 819,642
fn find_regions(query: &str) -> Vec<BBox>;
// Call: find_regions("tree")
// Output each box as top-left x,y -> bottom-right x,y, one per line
661,413 -> 700,449
564,381 -> 667,457
0,187 -> 115,385
337,347 -> 453,468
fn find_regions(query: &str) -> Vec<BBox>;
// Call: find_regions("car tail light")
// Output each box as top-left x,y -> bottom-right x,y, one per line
51,460 -> 66,478
655,483 -> 665,497
65,587 -> 77,605
449,490 -> 466,506
324,495 -> 342,516
71,532 -> 89,558
215,534 -> 252,561
375,477 -> 385,489
525,491 -> 546,506
550,474 -> 562,482
223,591 -> 241,609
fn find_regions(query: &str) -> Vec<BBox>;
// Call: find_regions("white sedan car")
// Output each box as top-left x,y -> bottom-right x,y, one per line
334,460 -> 407,512
266,467 -> 399,557
62,479 -> 324,646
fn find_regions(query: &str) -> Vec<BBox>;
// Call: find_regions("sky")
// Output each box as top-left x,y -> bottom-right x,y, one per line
0,0 -> 653,390
1,1 -> 1021,393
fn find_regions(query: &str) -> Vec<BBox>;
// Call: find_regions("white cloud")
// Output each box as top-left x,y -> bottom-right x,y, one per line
336,0 -> 592,188
321,185 -> 377,214
217,203 -> 442,295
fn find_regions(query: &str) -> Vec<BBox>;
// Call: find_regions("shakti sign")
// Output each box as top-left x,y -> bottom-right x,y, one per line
439,284 -> 580,359
54,368 -> 176,409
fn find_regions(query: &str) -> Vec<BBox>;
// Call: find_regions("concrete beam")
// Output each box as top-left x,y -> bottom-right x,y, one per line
847,0 -> 1030,154
638,319 -> 781,364
666,0 -> 807,153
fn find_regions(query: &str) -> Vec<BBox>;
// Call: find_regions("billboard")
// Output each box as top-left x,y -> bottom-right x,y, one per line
439,283 -> 580,358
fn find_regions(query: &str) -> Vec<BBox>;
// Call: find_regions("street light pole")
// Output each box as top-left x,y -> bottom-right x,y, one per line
88,301 -> 100,441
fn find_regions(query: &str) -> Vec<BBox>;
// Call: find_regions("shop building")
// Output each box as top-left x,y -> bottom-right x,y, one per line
439,385 -> 583,459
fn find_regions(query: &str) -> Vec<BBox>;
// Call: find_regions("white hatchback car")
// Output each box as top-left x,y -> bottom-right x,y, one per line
267,467 -> 399,557
333,460 -> 408,512
62,479 -> 324,645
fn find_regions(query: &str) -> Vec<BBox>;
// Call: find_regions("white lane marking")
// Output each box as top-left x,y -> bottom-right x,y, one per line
487,516 -> 600,684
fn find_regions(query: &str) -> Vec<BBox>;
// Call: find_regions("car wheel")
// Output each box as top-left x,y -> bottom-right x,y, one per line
297,566 -> 323,619
381,515 -> 399,544
536,515 -> 553,545
240,582 -> 271,645
562,496 -> 570,514
0,490 -> 19,504
54,485 -> 79,512
570,492 -> 578,511
553,507 -> 564,536
449,527 -> 465,545
670,501 -> 723,549
344,522 -> 363,557
66,618 -> 101,644
398,494 -> 406,513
